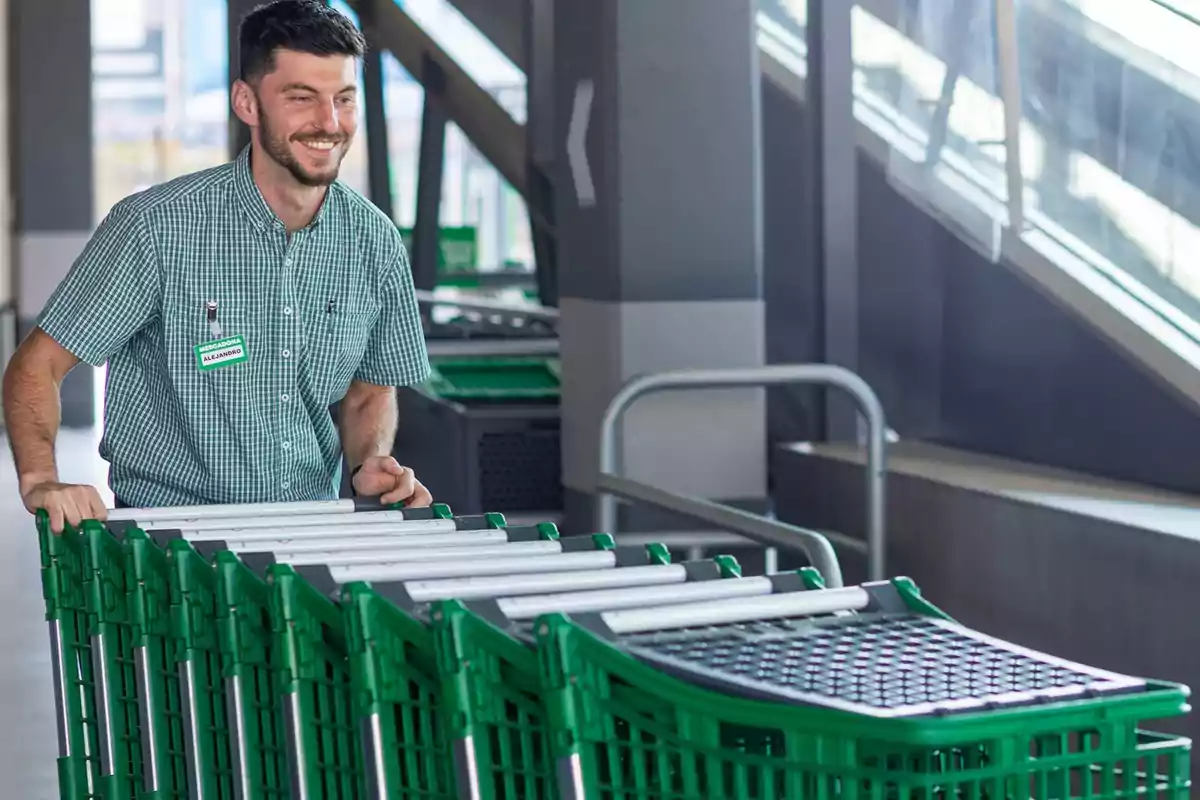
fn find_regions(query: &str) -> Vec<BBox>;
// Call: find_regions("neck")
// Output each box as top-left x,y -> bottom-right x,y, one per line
249,144 -> 328,232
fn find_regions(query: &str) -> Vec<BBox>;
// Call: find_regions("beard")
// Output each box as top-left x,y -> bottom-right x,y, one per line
257,101 -> 351,187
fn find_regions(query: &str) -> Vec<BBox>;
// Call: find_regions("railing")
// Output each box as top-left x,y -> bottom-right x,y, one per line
595,364 -> 889,585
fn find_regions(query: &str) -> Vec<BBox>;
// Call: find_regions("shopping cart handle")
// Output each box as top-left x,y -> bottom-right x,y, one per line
352,498 -> 457,520
352,496 -> 404,511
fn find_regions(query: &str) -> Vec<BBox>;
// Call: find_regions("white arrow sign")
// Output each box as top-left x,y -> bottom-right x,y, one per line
568,79 -> 596,207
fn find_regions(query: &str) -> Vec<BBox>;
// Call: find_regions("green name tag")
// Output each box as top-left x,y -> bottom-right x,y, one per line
194,335 -> 249,371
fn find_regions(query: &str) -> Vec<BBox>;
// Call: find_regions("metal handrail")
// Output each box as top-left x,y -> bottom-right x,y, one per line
596,364 -> 888,583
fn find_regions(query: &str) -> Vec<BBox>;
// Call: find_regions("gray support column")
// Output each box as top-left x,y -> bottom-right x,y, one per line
526,0 -> 558,306
0,0 -> 13,376
556,0 -> 766,532
807,0 -> 859,441
412,64 -> 447,292
228,0 -> 258,159
11,0 -> 94,427
360,0 -> 395,219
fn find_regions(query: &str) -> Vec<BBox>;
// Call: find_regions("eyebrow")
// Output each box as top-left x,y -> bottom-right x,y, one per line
279,82 -> 357,95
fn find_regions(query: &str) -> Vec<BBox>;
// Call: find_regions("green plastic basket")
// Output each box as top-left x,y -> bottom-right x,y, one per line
84,521 -> 144,800
167,539 -> 236,799
268,563 -> 363,799
534,578 -> 1192,799
341,535 -> 672,799
424,357 -> 561,401
342,580 -> 457,799
431,557 -> 784,800
431,598 -> 557,799
39,514 -> 103,800
214,550 -> 290,799
126,529 -> 190,799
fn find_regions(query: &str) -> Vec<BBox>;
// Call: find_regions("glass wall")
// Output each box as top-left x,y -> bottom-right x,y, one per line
402,0 -> 532,271
843,0 -> 1200,341
1012,0 -> 1200,334
92,0 -> 229,218
90,0 -> 532,271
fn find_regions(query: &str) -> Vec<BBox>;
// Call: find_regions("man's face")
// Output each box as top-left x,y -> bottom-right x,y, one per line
251,49 -> 359,187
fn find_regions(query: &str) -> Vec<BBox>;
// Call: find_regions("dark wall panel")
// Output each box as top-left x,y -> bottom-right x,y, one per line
762,76 -> 822,446
11,0 -> 92,232
856,158 -> 948,440
938,237 -> 1200,493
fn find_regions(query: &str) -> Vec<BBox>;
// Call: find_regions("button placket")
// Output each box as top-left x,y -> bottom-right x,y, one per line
279,244 -> 299,495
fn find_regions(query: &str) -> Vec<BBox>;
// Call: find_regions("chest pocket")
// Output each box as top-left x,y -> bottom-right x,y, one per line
176,305 -> 256,392
305,305 -> 375,405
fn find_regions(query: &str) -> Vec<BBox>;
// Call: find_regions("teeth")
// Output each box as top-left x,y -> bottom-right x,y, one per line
303,141 -> 336,151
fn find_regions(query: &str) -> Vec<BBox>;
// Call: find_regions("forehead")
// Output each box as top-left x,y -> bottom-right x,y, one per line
262,49 -> 358,91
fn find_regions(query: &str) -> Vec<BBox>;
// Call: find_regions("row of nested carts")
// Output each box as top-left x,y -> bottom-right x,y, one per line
37,498 -> 1191,799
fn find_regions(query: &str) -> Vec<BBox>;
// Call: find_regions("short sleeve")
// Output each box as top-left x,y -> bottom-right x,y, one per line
354,228 -> 431,387
36,199 -> 160,367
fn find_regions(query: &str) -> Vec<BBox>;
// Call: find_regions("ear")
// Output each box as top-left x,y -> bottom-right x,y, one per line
230,80 -> 259,127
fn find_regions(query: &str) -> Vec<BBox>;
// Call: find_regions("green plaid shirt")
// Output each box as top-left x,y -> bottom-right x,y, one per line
38,146 -> 430,507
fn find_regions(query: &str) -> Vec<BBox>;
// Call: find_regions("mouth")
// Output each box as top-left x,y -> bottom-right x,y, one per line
296,139 -> 342,155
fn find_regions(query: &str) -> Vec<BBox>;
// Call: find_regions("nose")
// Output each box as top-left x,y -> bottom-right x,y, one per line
313,99 -> 342,134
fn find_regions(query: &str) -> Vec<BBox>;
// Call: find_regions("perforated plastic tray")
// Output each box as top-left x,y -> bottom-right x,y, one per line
621,612 -> 1147,718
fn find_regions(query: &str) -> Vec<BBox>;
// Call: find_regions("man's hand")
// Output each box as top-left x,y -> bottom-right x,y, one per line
351,456 -> 433,507
22,480 -> 108,534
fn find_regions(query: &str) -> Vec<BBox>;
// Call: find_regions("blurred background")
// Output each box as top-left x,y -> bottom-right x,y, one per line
91,0 -> 530,262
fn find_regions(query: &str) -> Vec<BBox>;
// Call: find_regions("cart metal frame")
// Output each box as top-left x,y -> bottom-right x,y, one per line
596,364 -> 889,584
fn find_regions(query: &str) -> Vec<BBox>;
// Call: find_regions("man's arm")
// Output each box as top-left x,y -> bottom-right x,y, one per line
341,225 -> 432,506
5,198 -> 160,530
3,329 -> 109,529
339,379 -> 398,472
340,379 -> 432,506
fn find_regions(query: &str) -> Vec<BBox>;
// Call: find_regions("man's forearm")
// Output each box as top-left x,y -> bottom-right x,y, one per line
339,382 -> 399,471
3,356 -> 62,492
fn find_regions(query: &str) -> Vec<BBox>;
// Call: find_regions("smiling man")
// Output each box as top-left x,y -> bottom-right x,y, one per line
2,0 -> 433,532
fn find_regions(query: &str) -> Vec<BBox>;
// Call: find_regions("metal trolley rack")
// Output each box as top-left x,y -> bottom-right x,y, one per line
597,364 -> 888,584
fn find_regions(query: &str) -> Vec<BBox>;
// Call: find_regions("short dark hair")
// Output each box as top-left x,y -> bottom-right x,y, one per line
238,0 -> 366,83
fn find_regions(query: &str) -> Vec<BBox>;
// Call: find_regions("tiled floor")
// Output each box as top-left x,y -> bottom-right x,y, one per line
0,427 -> 111,800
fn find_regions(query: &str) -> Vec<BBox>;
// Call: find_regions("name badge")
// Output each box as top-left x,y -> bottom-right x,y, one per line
195,335 -> 249,371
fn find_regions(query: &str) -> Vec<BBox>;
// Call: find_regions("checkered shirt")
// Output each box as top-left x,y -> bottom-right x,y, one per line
37,146 -> 430,507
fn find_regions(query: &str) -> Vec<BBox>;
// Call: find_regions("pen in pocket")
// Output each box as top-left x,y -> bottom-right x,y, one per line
206,301 -> 223,338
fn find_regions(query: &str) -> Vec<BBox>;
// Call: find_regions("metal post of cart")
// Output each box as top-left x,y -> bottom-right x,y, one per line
596,364 -> 888,584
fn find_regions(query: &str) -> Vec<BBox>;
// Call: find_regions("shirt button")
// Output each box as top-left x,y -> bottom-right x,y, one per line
282,481 -> 290,490
281,393 -> 290,402
282,441 -> 291,450
281,349 -> 291,358
283,306 -> 293,315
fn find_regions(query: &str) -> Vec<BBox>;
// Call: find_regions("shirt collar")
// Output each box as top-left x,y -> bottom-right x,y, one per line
232,144 -> 335,234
